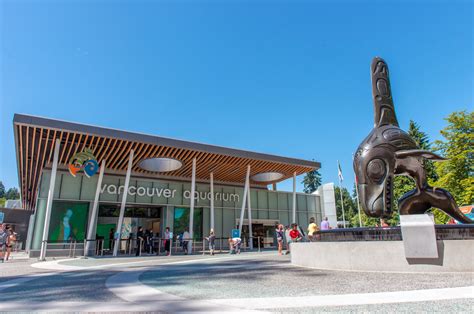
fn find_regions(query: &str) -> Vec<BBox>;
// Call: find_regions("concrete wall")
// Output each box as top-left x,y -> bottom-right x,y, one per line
291,240 -> 474,272
315,183 -> 337,228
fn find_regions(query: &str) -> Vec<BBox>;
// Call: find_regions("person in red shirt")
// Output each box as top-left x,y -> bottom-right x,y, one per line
289,224 -> 302,243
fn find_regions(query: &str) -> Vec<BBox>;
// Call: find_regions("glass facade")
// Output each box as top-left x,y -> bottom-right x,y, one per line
173,207 -> 203,240
30,170 -> 324,251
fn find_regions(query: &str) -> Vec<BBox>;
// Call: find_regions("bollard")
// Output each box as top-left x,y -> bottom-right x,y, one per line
203,238 -> 205,255
139,238 -> 143,256
158,239 -> 162,255
73,241 -> 77,258
258,236 -> 261,252
83,239 -> 87,258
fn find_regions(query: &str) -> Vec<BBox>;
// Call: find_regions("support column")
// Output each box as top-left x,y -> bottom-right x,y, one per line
85,159 -> 105,256
210,172 -> 215,231
39,139 -> 60,261
238,165 -> 251,236
247,183 -> 253,250
292,171 -> 297,224
188,158 -> 197,253
113,150 -> 134,257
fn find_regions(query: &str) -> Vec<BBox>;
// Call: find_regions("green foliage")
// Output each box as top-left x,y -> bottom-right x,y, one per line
334,186 -> 358,226
407,120 -> 437,181
302,169 -> 322,194
0,197 -> 5,207
5,188 -> 20,200
432,111 -> 474,207
0,181 -> 4,198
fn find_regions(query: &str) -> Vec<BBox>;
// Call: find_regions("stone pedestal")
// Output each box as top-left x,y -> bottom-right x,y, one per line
400,214 -> 438,259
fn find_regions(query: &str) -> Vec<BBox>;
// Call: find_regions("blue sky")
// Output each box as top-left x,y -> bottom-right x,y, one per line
0,0 -> 472,193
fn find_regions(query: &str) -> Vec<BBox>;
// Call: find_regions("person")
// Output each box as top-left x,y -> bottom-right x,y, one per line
5,228 -> 17,261
108,228 -> 115,251
275,224 -> 284,255
182,227 -> 190,255
0,224 -> 7,263
290,224 -> 302,242
228,237 -> 241,254
380,218 -> 389,228
136,226 -> 144,256
164,227 -> 171,256
307,217 -> 319,241
62,209 -> 74,242
205,229 -> 216,255
320,217 -> 330,230
284,225 -> 292,254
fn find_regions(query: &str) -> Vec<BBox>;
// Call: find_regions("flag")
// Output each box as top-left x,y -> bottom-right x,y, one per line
337,160 -> 344,182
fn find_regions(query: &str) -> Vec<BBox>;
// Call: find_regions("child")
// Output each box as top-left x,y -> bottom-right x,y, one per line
275,224 -> 284,255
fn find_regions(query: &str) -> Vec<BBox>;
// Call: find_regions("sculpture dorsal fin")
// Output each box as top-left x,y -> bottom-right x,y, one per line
371,57 -> 399,128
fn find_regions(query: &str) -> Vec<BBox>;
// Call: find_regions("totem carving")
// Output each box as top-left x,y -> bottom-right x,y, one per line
353,57 -> 472,224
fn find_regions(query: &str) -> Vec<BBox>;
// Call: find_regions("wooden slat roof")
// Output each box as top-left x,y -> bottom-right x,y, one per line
13,114 -> 320,210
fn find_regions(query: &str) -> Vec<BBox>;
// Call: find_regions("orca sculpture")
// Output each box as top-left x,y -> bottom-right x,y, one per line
353,57 -> 472,224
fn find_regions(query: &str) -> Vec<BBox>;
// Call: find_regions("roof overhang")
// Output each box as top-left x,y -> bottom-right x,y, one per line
13,113 -> 321,210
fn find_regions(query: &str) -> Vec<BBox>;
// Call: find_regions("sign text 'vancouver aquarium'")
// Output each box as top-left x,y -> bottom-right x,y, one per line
100,184 -> 240,202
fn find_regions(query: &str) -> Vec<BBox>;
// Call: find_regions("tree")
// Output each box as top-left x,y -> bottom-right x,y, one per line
334,186 -> 357,226
5,187 -> 20,200
302,169 -> 322,194
391,120 -> 436,225
0,181 -> 4,198
431,111 -> 474,223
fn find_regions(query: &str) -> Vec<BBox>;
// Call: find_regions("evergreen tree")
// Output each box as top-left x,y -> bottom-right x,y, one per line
0,181 -> 4,198
5,187 -> 20,200
302,169 -> 322,194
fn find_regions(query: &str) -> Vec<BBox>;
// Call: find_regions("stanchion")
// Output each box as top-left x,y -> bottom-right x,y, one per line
83,239 -> 87,258
258,236 -> 261,252
139,238 -> 143,256
72,241 -> 77,258
158,239 -> 162,255
202,238 -> 205,255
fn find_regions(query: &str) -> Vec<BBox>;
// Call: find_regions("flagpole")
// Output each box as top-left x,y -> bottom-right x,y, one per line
337,160 -> 346,228
352,154 -> 363,227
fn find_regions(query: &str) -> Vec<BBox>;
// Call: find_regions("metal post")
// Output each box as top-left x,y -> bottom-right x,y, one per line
39,139 -> 60,261
210,172 -> 215,231
339,181 -> 346,228
292,171 -> 297,224
85,160 -> 106,256
188,158 -> 196,254
258,236 -> 261,252
238,165 -> 251,235
247,183 -> 253,250
353,154 -> 363,227
113,150 -> 134,256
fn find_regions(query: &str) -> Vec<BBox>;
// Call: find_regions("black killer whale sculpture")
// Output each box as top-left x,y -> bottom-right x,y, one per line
353,57 -> 473,224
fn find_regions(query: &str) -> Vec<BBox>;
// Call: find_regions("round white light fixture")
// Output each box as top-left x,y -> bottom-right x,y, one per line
138,157 -> 183,172
251,172 -> 284,182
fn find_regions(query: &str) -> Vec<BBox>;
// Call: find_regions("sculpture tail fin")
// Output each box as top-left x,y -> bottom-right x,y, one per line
371,57 -> 399,128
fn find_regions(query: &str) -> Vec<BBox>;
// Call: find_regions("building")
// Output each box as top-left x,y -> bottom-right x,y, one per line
13,114 -> 335,258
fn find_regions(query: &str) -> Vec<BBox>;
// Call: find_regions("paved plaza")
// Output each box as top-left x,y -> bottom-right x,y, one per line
0,252 -> 472,312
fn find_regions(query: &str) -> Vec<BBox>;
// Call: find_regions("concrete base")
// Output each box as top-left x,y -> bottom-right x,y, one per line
291,240 -> 474,272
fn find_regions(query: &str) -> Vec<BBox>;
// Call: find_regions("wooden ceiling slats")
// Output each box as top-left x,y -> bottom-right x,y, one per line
116,142 -> 139,170
96,137 -> 112,162
29,128 -> 42,209
17,126 -> 25,207
102,138 -> 119,167
15,125 -> 317,210
63,133 -> 77,164
59,133 -> 70,161
94,137 -> 107,161
129,142 -> 148,169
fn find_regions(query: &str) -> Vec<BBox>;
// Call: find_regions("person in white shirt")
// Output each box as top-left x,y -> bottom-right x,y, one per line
182,227 -> 190,255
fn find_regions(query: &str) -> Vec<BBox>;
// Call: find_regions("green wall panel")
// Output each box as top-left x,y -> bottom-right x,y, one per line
257,190 -> 268,209
80,175 -> 98,201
